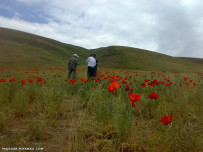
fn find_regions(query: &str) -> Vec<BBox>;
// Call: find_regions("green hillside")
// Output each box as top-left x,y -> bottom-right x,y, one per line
90,46 -> 203,72
179,57 -> 203,65
0,27 -> 203,72
0,27 -> 88,68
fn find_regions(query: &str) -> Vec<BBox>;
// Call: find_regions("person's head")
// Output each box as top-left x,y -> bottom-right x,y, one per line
73,54 -> 79,58
93,54 -> 96,58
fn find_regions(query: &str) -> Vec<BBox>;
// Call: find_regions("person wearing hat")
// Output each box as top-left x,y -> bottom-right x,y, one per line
68,54 -> 79,80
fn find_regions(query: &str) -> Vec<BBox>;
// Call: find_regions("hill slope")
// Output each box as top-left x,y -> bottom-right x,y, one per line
0,27 -> 88,67
0,27 -> 203,72
178,57 -> 203,65
90,46 -> 203,72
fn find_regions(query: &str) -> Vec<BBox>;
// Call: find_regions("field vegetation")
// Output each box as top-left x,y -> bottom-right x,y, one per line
0,67 -> 203,152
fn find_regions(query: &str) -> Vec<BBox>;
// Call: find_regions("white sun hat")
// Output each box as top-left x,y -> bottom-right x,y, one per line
73,54 -> 79,57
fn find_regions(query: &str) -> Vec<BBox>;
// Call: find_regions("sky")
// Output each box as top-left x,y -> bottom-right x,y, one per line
0,0 -> 203,58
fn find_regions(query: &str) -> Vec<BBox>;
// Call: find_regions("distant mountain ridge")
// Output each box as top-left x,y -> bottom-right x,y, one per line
0,27 -> 202,72
178,57 -> 203,65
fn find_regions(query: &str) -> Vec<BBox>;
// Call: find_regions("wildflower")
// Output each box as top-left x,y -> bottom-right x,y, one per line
160,115 -> 173,125
111,82 -> 120,89
107,84 -> 116,95
148,82 -> 155,87
184,77 -> 188,81
20,79 -> 26,85
107,82 -> 120,95
125,85 -> 130,89
10,77 -> 16,82
149,92 -> 159,100
95,78 -> 100,82
165,83 -> 170,86
129,93 -> 141,107
142,83 -> 146,88
129,93 -> 141,102
28,79 -> 33,83
70,79 -> 75,85
80,78 -> 85,82
122,80 -> 126,84
193,83 -> 196,86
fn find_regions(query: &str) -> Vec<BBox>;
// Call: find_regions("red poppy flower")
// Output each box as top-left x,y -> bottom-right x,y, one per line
70,79 -> 75,85
20,79 -> 26,85
111,82 -> 120,89
28,79 -> 33,83
160,115 -> 173,125
10,77 -> 16,82
107,84 -> 116,95
184,77 -> 188,81
122,80 -> 126,84
149,92 -> 159,100
129,93 -> 141,102
165,83 -> 170,86
132,102 -> 136,107
148,82 -> 155,87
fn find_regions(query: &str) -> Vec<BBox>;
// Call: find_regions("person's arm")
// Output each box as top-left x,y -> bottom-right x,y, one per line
76,59 -> 79,65
86,57 -> 89,64
68,60 -> 70,70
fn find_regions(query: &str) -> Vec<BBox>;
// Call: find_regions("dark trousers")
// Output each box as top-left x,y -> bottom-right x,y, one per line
68,68 -> 76,80
87,66 -> 95,79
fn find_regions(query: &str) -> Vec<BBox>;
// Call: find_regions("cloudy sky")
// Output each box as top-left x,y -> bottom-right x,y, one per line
0,0 -> 203,58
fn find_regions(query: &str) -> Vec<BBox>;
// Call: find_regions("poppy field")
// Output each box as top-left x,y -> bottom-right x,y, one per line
0,67 -> 203,152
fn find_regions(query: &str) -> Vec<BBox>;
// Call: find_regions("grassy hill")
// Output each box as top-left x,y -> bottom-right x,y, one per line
0,27 -> 203,72
0,27 -> 89,68
179,57 -> 203,65
90,46 -> 203,72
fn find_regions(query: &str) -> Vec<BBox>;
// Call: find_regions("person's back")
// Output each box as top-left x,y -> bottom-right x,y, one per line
68,54 -> 79,80
86,55 -> 96,79
68,57 -> 79,70
86,56 -> 96,67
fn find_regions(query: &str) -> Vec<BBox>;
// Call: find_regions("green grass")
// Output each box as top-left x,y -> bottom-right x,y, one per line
0,67 -> 202,151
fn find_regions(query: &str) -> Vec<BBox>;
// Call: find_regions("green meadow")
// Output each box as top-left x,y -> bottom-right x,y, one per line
0,68 -> 203,152
0,28 -> 203,152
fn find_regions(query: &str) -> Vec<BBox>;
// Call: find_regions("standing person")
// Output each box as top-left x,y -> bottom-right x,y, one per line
93,54 -> 98,77
86,54 -> 96,79
68,54 -> 79,80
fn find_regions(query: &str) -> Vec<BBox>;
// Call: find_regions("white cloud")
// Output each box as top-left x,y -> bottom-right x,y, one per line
15,0 -> 47,5
0,0 -> 203,58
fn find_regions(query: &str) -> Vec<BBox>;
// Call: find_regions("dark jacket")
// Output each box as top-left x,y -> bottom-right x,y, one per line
68,57 -> 79,70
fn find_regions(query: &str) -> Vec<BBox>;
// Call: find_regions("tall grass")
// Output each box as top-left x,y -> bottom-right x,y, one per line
0,68 -> 202,151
